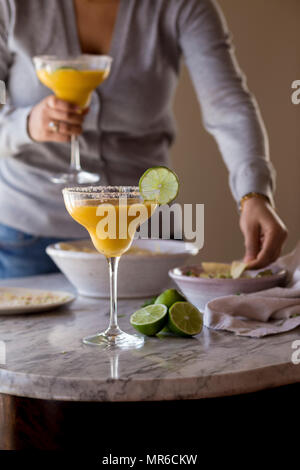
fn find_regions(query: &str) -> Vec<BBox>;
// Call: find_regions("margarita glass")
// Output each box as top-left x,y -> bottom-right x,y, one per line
33,55 -> 112,184
63,186 -> 157,349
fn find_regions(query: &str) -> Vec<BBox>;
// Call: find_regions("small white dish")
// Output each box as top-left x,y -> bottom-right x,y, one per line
169,264 -> 287,311
0,287 -> 75,315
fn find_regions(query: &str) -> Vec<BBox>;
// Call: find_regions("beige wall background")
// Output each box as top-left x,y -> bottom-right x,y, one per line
171,0 -> 300,262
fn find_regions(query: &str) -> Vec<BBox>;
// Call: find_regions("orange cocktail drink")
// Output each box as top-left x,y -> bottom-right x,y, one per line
67,199 -> 157,257
37,68 -> 109,108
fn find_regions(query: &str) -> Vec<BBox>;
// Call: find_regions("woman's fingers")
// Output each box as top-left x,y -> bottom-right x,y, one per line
239,196 -> 288,270
48,107 -> 84,125
52,121 -> 82,136
46,132 -> 71,143
246,230 -> 278,269
242,224 -> 261,264
259,228 -> 286,267
47,96 -> 79,113
45,120 -> 82,142
28,95 -> 88,143
245,226 -> 287,269
47,96 -> 88,126
47,96 -> 89,117
46,97 -> 86,138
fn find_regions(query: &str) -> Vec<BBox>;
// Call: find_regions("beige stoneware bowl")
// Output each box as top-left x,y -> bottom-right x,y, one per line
46,239 -> 198,298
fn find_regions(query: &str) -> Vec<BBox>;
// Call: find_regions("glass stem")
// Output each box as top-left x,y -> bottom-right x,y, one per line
70,134 -> 82,172
106,256 -> 121,336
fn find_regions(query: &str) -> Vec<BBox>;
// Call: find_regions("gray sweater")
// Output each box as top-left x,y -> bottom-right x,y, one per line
0,0 -> 275,238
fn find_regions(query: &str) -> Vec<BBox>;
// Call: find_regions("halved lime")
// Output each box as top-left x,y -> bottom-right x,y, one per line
130,304 -> 168,336
168,302 -> 203,337
139,166 -> 179,205
155,288 -> 185,309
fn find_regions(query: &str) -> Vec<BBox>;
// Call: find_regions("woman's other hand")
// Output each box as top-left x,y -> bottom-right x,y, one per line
239,197 -> 288,269
27,95 -> 88,143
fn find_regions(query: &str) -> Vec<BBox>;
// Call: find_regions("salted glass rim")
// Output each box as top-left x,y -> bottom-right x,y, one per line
62,186 -> 160,201
62,185 -> 141,197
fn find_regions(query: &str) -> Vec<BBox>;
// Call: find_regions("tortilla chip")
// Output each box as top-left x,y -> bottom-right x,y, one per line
230,260 -> 248,279
201,262 -> 231,276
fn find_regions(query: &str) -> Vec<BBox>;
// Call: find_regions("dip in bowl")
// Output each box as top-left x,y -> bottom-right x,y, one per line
169,264 -> 287,311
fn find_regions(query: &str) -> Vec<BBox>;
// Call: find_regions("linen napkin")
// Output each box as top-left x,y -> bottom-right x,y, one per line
204,241 -> 300,337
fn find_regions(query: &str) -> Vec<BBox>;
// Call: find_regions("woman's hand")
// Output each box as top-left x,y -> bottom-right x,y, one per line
27,95 -> 88,143
239,197 -> 288,269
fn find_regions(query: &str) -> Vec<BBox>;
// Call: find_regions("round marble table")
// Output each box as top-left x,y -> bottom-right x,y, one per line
0,273 -> 299,403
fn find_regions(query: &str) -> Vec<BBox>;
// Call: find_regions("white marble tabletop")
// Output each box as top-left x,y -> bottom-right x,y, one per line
0,273 -> 299,402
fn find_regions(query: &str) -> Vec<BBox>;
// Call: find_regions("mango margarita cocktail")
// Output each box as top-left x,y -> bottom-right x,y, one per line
66,199 -> 157,257
33,54 -> 112,184
62,168 -> 179,349
62,185 -> 159,350
37,68 -> 109,108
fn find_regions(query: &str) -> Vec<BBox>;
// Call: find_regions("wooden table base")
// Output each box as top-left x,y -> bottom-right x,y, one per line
1,384 -> 299,450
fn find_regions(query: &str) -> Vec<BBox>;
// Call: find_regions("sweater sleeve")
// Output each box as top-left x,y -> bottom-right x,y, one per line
0,0 -> 32,157
177,0 -> 275,206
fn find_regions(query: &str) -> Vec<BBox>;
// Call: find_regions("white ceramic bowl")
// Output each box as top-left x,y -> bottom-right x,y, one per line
46,239 -> 198,298
169,264 -> 287,311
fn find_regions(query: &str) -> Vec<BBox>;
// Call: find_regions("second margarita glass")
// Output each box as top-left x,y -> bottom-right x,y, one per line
33,54 -> 112,185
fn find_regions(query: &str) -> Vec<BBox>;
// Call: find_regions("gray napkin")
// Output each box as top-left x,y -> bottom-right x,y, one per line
204,241 -> 300,337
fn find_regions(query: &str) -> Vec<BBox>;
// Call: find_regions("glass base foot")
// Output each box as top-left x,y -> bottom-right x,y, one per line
50,171 -> 100,185
83,330 -> 144,350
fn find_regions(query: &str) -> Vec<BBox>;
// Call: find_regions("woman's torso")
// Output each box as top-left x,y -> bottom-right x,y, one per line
73,0 -> 120,56
0,0 -> 182,237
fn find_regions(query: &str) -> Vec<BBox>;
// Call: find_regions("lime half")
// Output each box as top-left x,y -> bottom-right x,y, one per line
130,304 -> 168,336
168,302 -> 203,337
139,166 -> 179,205
155,289 -> 185,309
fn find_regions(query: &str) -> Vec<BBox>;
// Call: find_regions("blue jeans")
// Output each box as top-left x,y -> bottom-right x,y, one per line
0,223 -> 67,279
